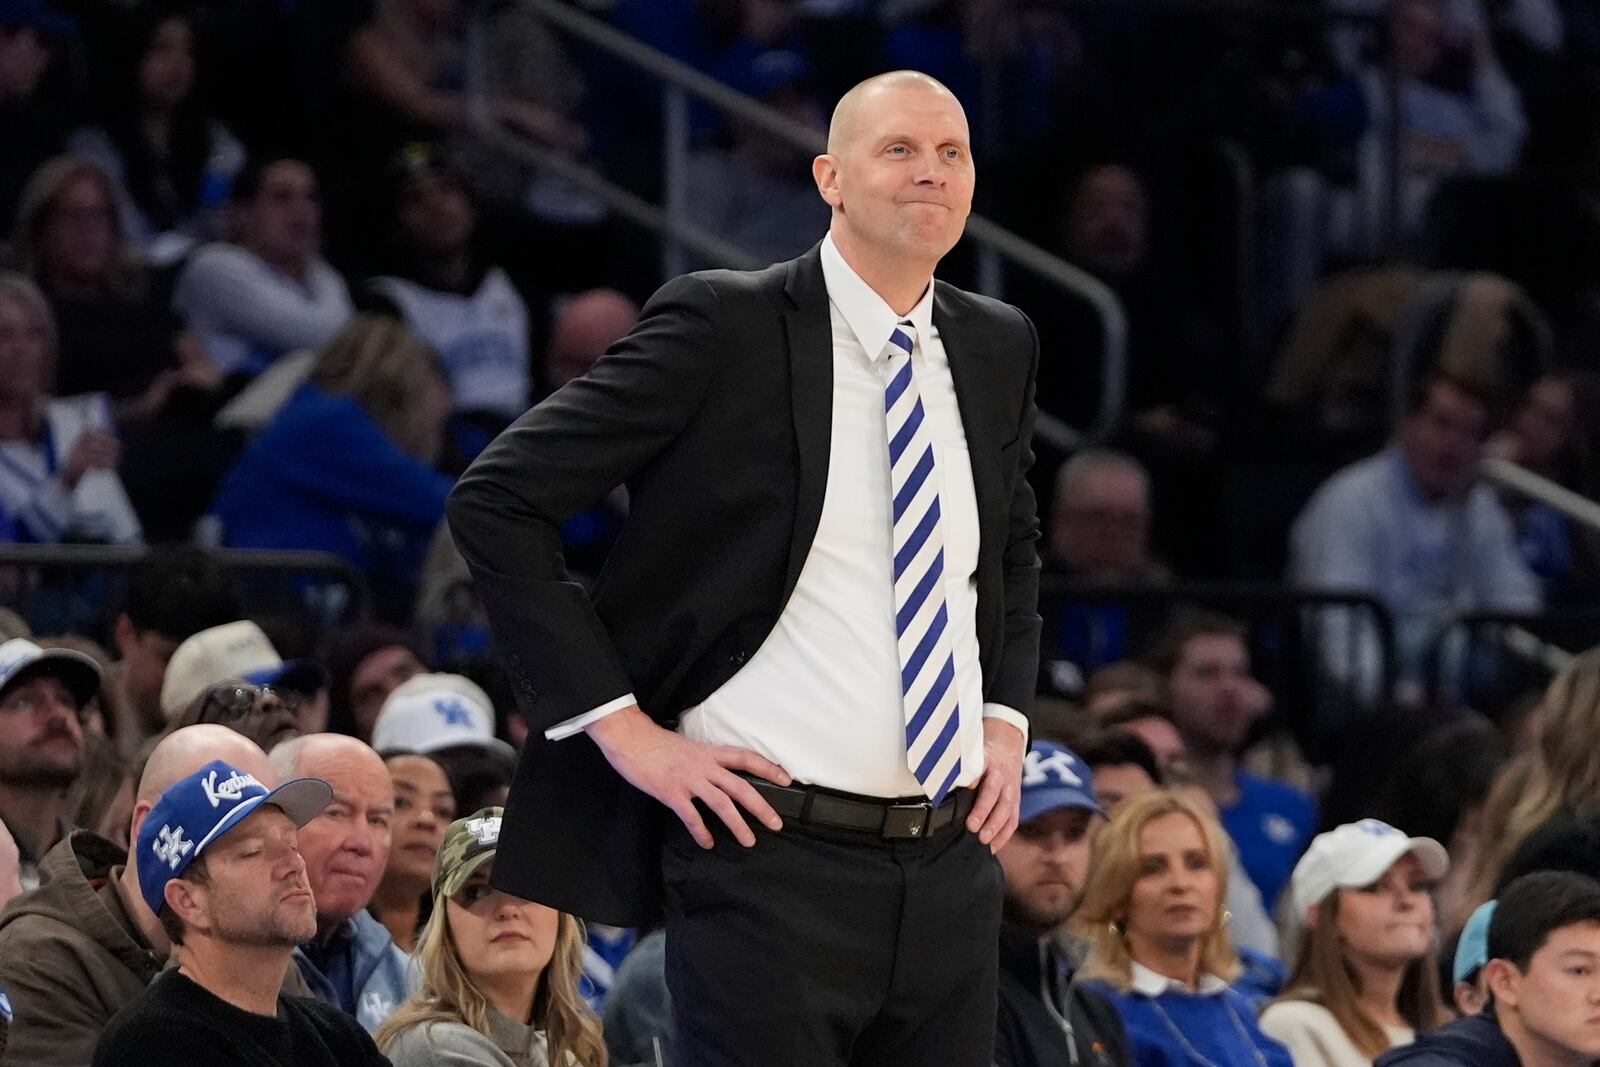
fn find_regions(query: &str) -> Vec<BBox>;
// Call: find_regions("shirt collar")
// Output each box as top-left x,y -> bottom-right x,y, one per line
819,232 -> 936,363
1129,961 -> 1230,997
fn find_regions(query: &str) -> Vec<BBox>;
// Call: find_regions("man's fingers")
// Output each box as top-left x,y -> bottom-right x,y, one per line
694,781 -> 756,847
666,795 -> 714,849
987,806 -> 1019,854
715,745 -> 793,787
975,783 -> 1014,846
713,769 -> 784,832
965,769 -> 1003,835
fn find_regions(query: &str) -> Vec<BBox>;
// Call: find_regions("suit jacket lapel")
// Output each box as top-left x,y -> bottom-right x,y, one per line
781,245 -> 833,602
935,283 -> 1000,549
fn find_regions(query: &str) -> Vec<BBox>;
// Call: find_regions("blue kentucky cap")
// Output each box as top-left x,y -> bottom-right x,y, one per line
135,760 -> 332,916
1019,741 -> 1106,824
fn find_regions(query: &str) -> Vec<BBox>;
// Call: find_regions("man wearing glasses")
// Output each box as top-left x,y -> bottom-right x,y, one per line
0,637 -> 101,889
172,682 -> 302,753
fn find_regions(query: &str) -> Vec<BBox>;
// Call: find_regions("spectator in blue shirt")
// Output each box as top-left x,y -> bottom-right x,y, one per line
1290,372 -> 1541,701
1074,790 -> 1294,1067
210,314 -> 454,607
1151,612 -> 1318,913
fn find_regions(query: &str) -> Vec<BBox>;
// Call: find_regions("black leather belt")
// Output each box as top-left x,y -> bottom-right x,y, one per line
746,778 -> 974,840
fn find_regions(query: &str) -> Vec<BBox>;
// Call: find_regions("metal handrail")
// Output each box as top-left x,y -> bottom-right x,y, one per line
1481,458 -> 1600,537
473,0 -> 1129,439
0,544 -> 371,622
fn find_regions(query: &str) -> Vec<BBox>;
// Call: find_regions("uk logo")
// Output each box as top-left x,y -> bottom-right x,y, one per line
1023,749 -> 1084,789
434,697 -> 473,728
1354,819 -> 1398,838
153,825 -> 194,870
464,815 -> 502,845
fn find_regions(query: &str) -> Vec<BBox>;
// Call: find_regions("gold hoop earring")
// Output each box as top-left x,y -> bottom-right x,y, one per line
1109,920 -> 1126,939
1222,910 -> 1233,925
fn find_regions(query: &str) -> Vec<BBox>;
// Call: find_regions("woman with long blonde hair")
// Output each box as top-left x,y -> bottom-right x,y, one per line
1075,790 -> 1292,1067
1460,647 -> 1600,930
1260,820 -> 1450,1067
376,807 -> 605,1067
208,313 -> 454,604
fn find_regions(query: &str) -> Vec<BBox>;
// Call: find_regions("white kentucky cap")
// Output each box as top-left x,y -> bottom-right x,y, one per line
160,620 -> 327,720
1291,818 -> 1450,921
371,673 -> 514,763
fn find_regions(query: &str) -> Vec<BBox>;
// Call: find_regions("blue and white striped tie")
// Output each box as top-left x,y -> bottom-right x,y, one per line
884,322 -> 962,804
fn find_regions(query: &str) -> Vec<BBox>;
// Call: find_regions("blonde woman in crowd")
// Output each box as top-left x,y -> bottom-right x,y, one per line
208,313 -> 454,601
1075,790 -> 1293,1067
1261,820 -> 1450,1067
1461,647 -> 1600,930
377,808 -> 605,1067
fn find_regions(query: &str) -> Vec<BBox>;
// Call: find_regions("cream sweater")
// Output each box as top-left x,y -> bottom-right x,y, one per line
1258,1000 -> 1414,1067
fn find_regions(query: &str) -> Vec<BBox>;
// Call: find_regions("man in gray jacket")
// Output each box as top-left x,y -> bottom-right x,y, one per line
0,725 -> 305,1065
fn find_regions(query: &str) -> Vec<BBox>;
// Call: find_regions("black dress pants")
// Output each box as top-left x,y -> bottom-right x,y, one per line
662,801 -> 1003,1067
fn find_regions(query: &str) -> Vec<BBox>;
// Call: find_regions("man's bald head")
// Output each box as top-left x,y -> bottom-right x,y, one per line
137,725 -> 274,805
272,734 -> 394,927
128,726 -> 274,861
826,71 -> 962,156
813,69 -> 974,284
269,732 -> 385,783
547,288 -> 640,389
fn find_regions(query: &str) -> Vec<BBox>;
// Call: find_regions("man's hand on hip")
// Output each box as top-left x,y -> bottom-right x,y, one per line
966,717 -> 1026,853
586,705 -> 792,849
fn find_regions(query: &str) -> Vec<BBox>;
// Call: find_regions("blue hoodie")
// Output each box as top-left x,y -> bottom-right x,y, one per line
1373,1012 -> 1521,1067
211,383 -> 454,587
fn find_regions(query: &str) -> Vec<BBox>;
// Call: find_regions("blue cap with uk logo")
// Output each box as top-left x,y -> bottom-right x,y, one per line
1019,741 -> 1106,823
135,760 -> 333,915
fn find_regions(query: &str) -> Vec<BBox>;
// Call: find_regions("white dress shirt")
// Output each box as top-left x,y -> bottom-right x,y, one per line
550,234 -> 1026,798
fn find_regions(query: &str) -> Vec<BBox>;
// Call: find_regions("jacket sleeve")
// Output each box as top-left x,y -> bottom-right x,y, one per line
446,273 -> 727,732
0,920 -> 125,1067
988,307 -> 1043,715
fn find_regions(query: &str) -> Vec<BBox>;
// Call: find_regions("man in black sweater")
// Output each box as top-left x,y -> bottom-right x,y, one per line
995,741 -> 1131,1067
93,759 -> 389,1067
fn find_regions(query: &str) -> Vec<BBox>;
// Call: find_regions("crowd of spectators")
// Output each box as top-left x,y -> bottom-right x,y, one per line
4,0 -> 1600,1063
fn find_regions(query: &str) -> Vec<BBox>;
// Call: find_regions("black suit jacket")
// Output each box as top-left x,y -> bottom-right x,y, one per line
446,243 -> 1042,925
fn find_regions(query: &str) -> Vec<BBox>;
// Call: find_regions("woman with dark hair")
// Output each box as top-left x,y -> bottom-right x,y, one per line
1261,820 -> 1451,1066
67,3 -> 245,262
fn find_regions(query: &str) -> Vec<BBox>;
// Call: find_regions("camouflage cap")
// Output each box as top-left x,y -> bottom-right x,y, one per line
433,806 -> 504,900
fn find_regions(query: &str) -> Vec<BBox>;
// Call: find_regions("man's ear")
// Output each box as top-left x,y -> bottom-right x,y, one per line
1484,958 -> 1519,1009
813,154 -> 842,208
1305,902 -> 1320,929
166,876 -> 209,936
128,802 -> 153,850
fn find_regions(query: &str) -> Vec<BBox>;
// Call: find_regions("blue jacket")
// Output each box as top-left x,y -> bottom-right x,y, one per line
212,383 -> 454,586
1092,981 -> 1295,1067
293,910 -> 417,1035
1374,1013 -> 1521,1067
